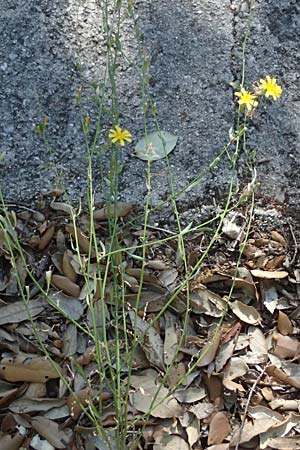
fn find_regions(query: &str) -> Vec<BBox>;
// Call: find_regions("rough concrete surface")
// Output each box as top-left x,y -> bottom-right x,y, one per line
0,0 -> 299,215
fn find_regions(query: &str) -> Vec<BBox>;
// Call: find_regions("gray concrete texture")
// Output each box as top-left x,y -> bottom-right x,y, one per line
0,0 -> 299,213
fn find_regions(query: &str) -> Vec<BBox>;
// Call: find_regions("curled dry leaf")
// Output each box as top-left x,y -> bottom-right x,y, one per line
93,202 -> 132,220
38,224 -> 55,250
266,365 -> 300,389
0,432 -> 25,450
277,311 -> 293,335
271,230 -> 287,246
230,300 -> 261,325
31,416 -> 70,449
50,201 -> 73,214
129,311 -> 165,370
62,250 -> 77,283
208,412 -> 232,445
51,274 -> 80,298
65,224 -> 90,254
223,357 -> 249,392
197,328 -> 222,367
250,269 -> 289,279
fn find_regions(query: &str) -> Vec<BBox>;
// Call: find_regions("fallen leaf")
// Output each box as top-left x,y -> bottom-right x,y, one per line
197,328 -> 222,367
51,274 -> 80,297
93,202 -> 132,220
208,412 -> 232,445
251,269 -> 288,279
0,432 -> 25,450
271,230 -> 287,246
38,224 -> 55,250
164,312 -> 178,366
0,357 -> 59,383
0,298 -> 45,325
62,250 -> 77,282
189,402 -> 214,419
65,224 -> 90,253
174,387 -> 206,403
230,300 -> 261,325
153,433 -> 189,450
31,416 -> 70,449
130,369 -> 182,418
273,333 -> 300,359
277,311 -> 293,335
129,311 -> 165,370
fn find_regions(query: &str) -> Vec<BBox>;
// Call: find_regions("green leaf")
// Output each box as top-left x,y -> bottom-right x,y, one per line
134,131 -> 178,161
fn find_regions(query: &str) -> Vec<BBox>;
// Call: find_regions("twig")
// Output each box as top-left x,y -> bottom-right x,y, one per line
288,221 -> 298,265
234,362 -> 270,450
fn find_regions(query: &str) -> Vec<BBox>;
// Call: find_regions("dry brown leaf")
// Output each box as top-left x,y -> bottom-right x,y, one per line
277,311 -> 293,336
266,365 -> 300,389
186,416 -> 200,447
9,397 -> 65,414
266,255 -> 286,270
67,388 -> 97,420
0,357 -> 58,383
271,230 -> 287,246
129,311 -> 165,370
31,416 -> 70,449
250,269 -> 288,279
197,328 -> 222,367
0,432 -> 25,450
230,417 -> 280,445
93,202 -> 132,220
146,259 -> 168,270
223,357 -> 248,392
65,224 -> 90,253
153,433 -> 189,450
164,312 -> 178,366
260,413 -> 300,448
266,436 -> 300,449
0,298 -> 45,325
51,274 -> 80,297
273,334 -> 300,359
174,387 -> 206,403
62,250 -> 77,282
208,412 -> 232,445
189,402 -> 214,419
190,286 -> 226,317
230,300 -> 261,325
206,445 -> 230,450
38,224 -> 55,250
130,369 -> 182,418
50,201 -> 73,214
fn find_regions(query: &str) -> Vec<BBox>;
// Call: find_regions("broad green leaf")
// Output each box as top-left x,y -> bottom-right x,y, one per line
134,131 -> 178,161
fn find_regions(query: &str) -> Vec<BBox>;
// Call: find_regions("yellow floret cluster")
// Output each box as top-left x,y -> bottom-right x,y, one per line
235,75 -> 282,112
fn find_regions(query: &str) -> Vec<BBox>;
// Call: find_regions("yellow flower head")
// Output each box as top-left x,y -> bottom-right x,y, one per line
235,87 -> 258,111
259,75 -> 282,100
109,125 -> 132,146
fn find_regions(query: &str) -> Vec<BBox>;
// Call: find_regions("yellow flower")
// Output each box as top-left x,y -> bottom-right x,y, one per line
259,75 -> 282,100
109,125 -> 132,146
235,87 -> 258,111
